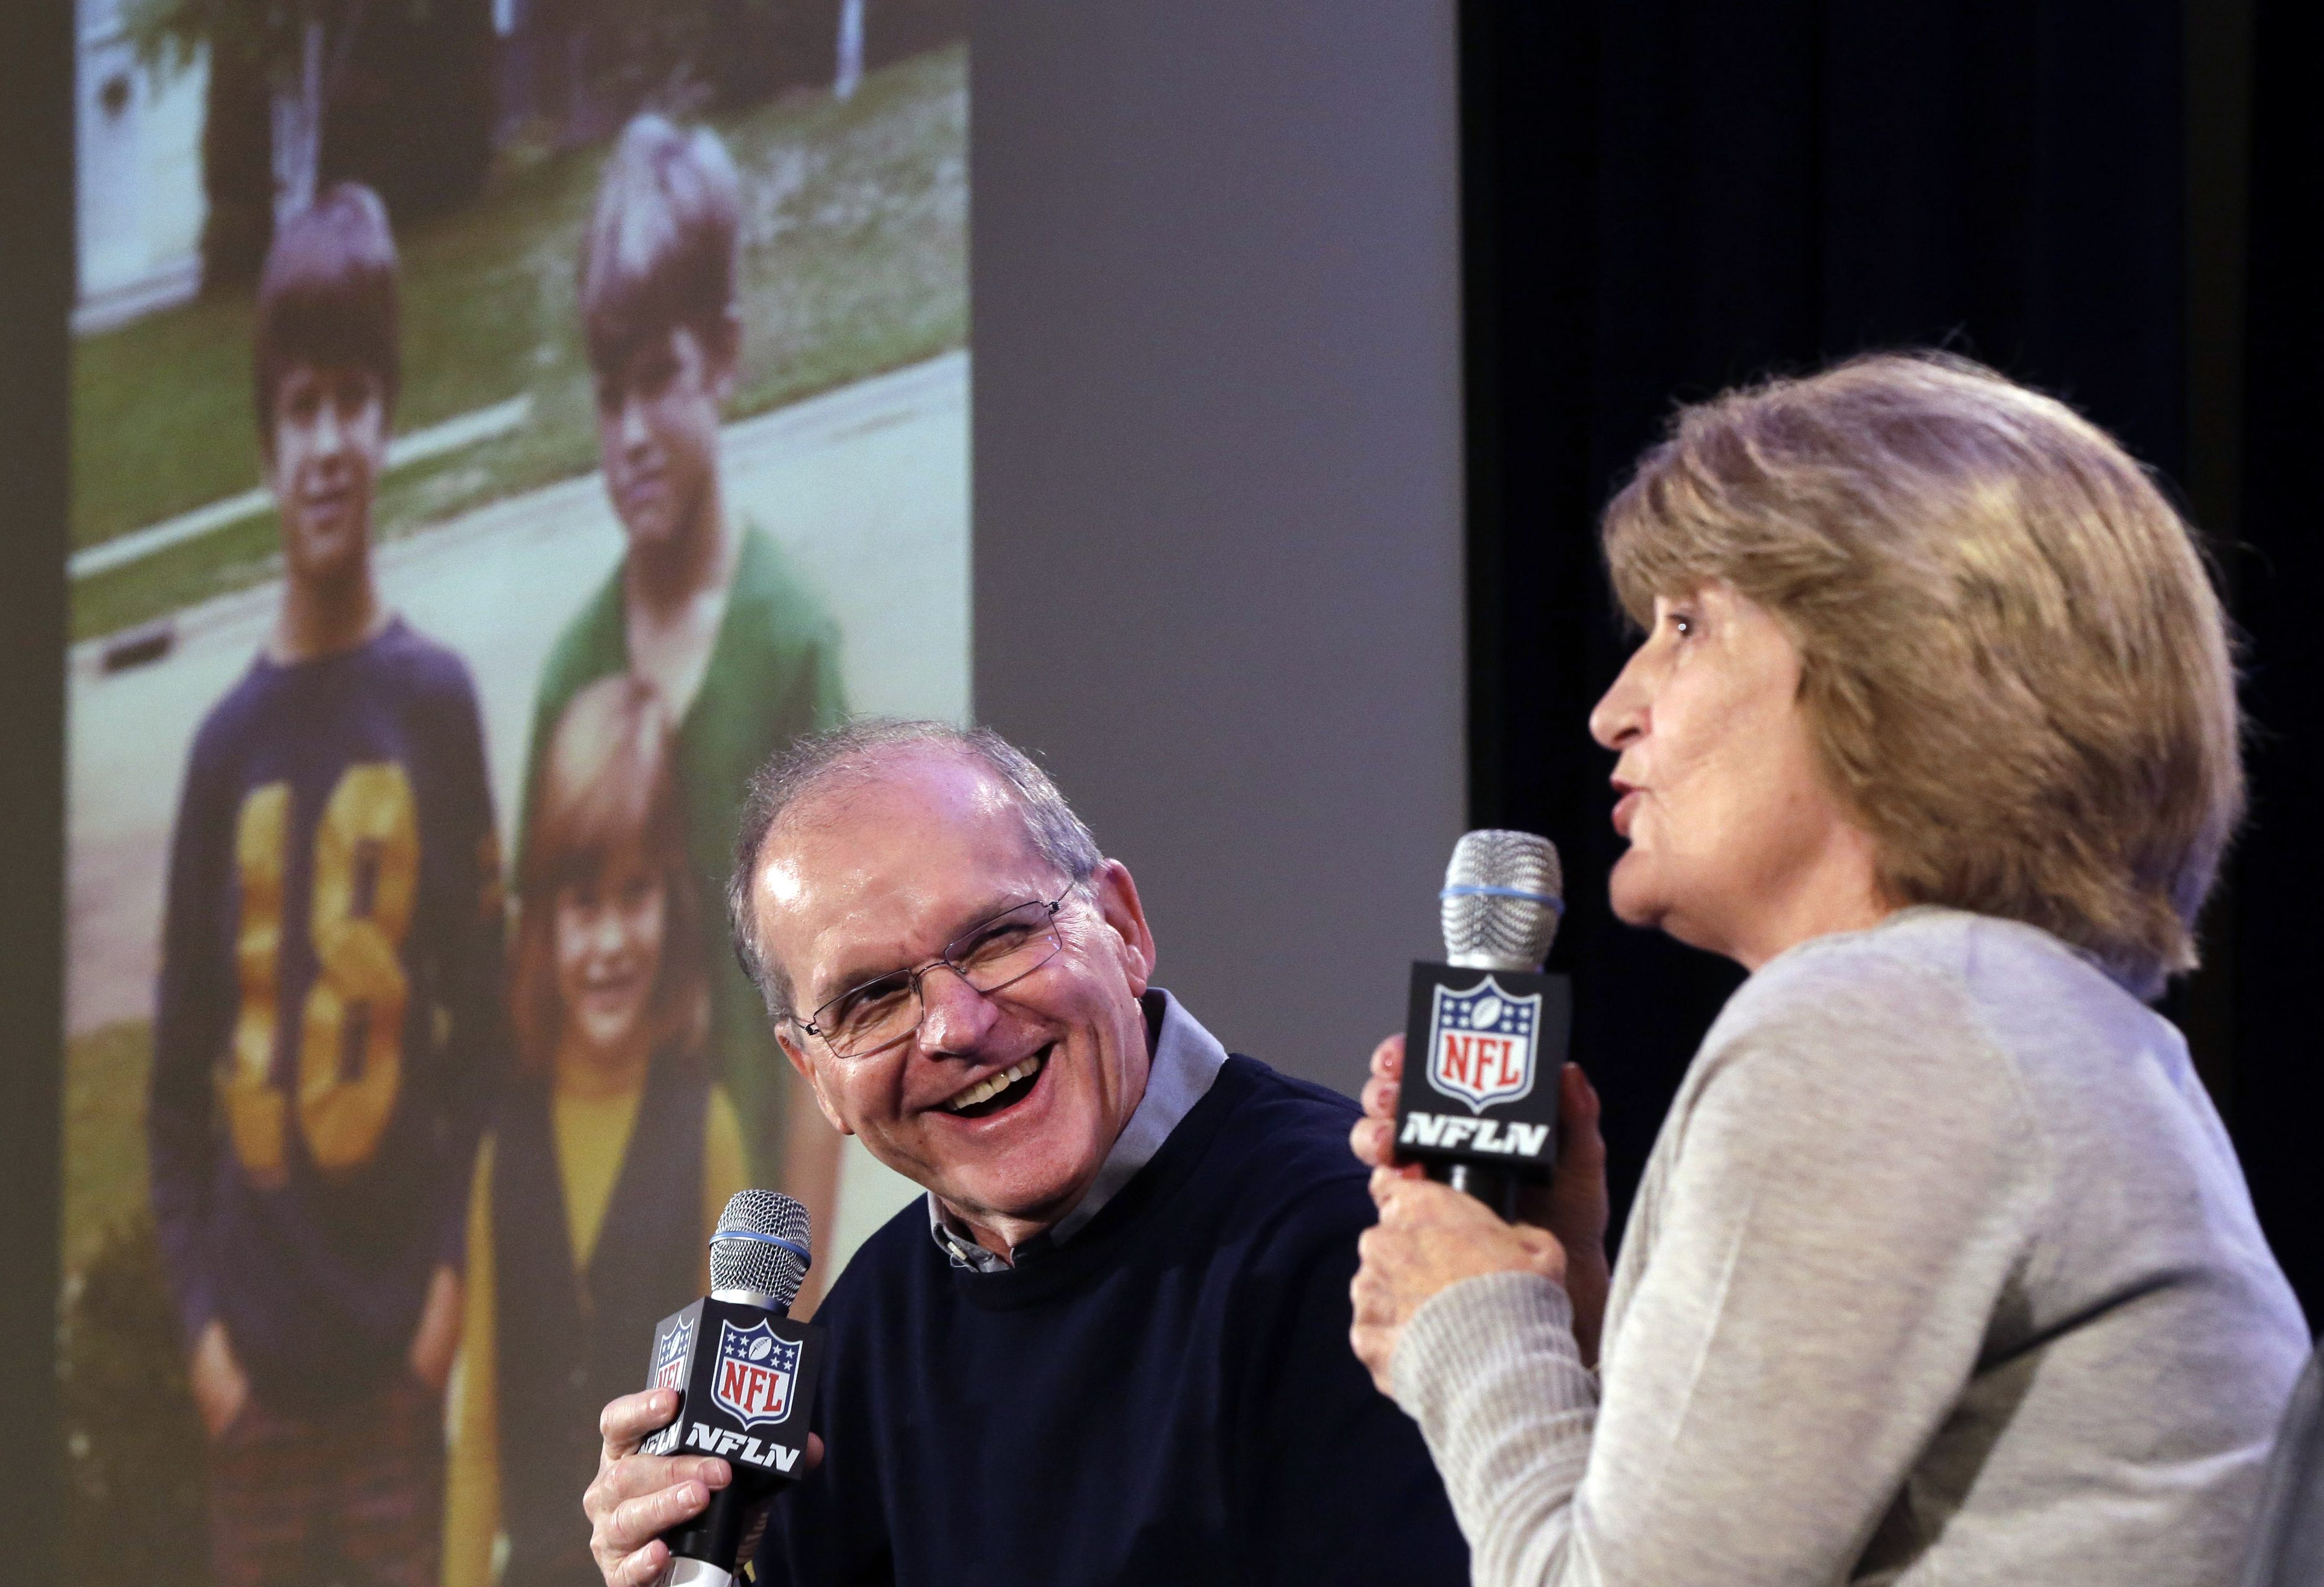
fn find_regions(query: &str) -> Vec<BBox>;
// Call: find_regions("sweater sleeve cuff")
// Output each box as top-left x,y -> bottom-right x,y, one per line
1388,1271 -> 1598,1549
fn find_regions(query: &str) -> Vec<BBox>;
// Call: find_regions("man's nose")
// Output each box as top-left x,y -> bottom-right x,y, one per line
916,967 -> 996,1055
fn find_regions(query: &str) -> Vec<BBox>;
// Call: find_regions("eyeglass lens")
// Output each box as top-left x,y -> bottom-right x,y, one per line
817,899 -> 1062,1056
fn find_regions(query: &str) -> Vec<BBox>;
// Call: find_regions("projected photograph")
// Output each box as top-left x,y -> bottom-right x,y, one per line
62,1 -> 967,1580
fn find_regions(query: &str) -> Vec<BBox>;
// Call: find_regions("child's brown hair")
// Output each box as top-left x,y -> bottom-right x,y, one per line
579,114 -> 743,379
512,674 -> 709,1074
252,183 -> 401,452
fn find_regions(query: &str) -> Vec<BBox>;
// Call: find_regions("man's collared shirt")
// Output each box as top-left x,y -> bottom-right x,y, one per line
926,988 -> 1226,1271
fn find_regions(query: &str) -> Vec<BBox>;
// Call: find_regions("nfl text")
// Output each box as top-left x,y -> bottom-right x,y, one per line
1398,1111 -> 1551,1159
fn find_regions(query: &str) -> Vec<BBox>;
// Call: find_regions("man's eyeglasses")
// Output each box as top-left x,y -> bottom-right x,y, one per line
795,892 -> 1071,1060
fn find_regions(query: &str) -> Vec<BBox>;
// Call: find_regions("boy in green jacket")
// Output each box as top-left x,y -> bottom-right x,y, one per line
518,115 -> 846,1286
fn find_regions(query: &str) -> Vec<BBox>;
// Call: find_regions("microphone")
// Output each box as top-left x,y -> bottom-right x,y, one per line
1394,830 -> 1572,1220
641,1190 -> 827,1587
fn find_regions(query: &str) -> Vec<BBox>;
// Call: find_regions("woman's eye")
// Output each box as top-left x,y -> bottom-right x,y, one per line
1670,609 -> 1698,638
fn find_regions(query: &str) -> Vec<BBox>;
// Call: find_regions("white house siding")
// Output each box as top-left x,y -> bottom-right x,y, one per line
76,0 -> 209,334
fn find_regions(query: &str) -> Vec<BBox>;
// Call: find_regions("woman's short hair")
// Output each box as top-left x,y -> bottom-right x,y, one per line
512,674 -> 709,1073
1602,351 -> 2238,999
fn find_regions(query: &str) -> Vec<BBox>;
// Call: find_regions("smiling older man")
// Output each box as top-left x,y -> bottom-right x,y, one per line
582,720 -> 1467,1587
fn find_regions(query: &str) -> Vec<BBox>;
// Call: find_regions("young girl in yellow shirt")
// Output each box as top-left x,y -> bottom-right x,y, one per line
444,675 -> 747,1587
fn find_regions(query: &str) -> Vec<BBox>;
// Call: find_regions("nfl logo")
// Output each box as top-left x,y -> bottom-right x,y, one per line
639,1314 -> 697,1455
711,1319 -> 801,1430
652,1317 -> 692,1393
1425,976 -> 1541,1112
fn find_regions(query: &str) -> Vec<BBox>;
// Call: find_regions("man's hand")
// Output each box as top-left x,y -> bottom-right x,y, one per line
1349,1033 -> 1613,1366
584,1388 -> 823,1587
188,1318 -> 251,1440
408,1263 -> 462,1394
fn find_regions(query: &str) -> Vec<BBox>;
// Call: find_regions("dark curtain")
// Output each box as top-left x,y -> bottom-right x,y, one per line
1456,0 -> 2324,1299
2229,0 -> 2324,1326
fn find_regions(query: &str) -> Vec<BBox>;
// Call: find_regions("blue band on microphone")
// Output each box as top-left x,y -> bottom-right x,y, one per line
710,1227 -> 814,1268
1440,884 -> 1566,914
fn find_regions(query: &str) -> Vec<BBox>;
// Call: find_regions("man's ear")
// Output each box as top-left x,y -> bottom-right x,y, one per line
775,1025 -> 852,1135
1088,859 -> 1157,998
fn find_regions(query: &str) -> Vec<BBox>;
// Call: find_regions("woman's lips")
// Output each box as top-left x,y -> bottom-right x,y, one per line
1612,788 -> 1641,838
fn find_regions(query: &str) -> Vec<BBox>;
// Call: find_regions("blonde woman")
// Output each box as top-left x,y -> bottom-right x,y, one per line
1350,353 -> 2308,1585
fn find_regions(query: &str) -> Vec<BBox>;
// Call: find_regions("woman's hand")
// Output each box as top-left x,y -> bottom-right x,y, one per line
1352,1169 -> 1565,1393
1349,1034 -> 1613,1367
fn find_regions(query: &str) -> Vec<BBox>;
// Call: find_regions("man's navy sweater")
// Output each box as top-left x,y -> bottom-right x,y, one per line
754,1054 -> 1470,1586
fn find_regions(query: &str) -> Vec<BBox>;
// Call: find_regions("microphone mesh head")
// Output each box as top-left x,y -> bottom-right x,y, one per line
709,1189 -> 812,1311
1442,829 -> 1564,970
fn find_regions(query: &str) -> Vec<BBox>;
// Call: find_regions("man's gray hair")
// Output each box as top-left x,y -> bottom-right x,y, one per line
726,719 -> 1104,1022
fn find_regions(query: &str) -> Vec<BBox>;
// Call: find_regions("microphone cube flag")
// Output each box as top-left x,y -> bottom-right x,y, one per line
1396,963 -> 1571,1175
639,1296 -> 823,1484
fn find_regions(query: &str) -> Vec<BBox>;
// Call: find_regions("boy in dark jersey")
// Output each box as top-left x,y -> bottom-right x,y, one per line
515,115 -> 846,1293
146,184 -> 507,1587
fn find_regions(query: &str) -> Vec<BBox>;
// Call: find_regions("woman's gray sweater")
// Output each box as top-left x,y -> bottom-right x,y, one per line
1390,908 -> 2308,1585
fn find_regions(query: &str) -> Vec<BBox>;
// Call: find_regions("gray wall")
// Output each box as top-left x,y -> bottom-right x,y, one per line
972,3 -> 1467,1094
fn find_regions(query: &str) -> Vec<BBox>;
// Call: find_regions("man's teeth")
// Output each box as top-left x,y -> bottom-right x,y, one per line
944,1053 -> 1045,1113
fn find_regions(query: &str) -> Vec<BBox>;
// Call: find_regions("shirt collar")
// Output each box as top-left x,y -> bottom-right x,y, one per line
927,988 -> 1228,1271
